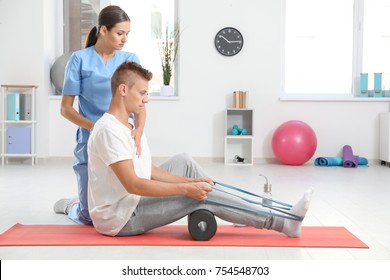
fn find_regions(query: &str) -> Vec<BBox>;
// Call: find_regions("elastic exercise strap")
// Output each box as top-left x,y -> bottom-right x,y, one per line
208,181 -> 303,221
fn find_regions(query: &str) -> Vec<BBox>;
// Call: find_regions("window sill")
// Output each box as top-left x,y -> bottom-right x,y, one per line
149,92 -> 180,101
279,93 -> 390,102
49,94 -> 180,101
49,95 -> 64,100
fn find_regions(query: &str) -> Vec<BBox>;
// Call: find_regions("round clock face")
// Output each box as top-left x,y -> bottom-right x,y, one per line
215,27 -> 244,56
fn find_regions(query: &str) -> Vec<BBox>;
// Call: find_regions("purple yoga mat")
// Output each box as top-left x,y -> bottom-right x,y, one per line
342,145 -> 359,168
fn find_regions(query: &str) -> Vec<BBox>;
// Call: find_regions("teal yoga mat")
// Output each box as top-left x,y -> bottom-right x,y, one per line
315,157 -> 368,166
315,145 -> 368,167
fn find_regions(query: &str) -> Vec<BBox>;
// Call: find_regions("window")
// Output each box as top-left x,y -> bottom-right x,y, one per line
63,0 -> 101,52
362,0 -> 390,91
61,0 -> 177,95
282,0 -> 390,99
111,0 -> 177,94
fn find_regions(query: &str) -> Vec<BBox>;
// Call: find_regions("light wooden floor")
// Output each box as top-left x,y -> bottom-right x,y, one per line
1,157 -> 390,260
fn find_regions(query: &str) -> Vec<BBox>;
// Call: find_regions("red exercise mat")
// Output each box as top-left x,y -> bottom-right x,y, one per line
0,223 -> 368,248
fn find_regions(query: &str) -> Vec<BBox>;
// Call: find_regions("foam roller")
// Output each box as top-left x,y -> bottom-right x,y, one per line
187,210 -> 217,241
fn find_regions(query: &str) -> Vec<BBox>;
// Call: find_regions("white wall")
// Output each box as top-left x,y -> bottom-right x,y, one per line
0,0 -> 56,158
2,0 -> 390,161
145,0 -> 390,160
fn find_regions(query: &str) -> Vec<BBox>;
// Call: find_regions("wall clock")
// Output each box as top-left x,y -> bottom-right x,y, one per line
214,27 -> 244,56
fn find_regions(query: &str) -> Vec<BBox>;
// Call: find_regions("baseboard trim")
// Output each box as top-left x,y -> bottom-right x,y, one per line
34,156 -> 381,166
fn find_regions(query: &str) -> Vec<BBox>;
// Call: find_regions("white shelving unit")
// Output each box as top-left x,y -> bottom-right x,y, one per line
1,85 -> 38,165
224,108 -> 254,165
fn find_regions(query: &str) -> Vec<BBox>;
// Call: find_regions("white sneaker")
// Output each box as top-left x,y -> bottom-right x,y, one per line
53,197 -> 78,214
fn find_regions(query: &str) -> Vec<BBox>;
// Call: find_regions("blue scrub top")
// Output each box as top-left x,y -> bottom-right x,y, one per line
63,46 -> 140,143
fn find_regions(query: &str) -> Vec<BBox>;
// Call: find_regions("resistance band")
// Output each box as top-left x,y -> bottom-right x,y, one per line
208,181 -> 303,221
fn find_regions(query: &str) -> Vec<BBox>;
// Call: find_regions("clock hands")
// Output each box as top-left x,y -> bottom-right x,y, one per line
218,35 -> 241,44
218,35 -> 231,43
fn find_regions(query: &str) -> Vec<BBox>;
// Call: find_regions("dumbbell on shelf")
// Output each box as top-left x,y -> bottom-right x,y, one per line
231,124 -> 247,135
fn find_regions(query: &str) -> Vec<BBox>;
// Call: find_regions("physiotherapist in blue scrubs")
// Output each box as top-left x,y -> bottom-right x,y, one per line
53,5 -> 145,225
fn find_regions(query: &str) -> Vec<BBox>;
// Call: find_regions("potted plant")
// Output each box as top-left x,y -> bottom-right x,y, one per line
157,24 -> 179,96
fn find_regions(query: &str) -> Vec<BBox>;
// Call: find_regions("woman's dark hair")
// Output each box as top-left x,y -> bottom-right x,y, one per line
85,5 -> 130,48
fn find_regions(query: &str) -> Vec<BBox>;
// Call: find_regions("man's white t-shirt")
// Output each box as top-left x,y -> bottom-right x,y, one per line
87,113 -> 152,236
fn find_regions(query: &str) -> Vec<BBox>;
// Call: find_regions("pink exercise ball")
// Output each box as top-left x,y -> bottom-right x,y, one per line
272,120 -> 317,165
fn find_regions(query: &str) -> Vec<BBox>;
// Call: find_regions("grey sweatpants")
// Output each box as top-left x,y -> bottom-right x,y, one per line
118,153 -> 284,236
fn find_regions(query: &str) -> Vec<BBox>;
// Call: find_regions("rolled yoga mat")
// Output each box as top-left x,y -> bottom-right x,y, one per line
314,156 -> 368,167
342,145 -> 359,168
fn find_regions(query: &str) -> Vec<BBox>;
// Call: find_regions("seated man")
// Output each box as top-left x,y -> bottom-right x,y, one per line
87,61 -> 313,237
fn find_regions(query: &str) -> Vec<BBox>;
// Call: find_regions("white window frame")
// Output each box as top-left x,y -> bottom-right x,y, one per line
56,0 -> 110,55
111,0 -> 179,99
55,0 -> 179,100
280,0 -> 390,101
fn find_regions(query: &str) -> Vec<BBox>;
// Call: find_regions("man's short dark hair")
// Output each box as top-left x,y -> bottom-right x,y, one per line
111,61 -> 153,94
